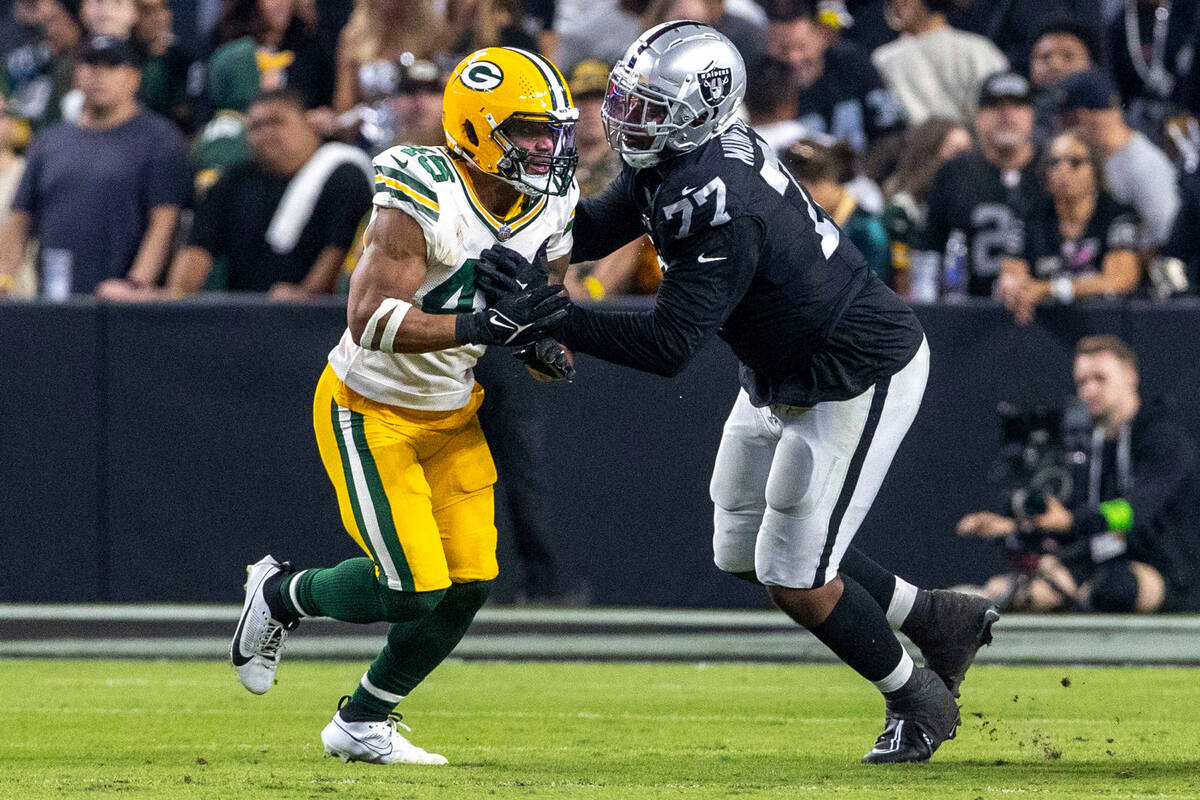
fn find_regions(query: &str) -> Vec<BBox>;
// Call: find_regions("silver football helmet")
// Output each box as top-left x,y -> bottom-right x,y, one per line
602,21 -> 747,168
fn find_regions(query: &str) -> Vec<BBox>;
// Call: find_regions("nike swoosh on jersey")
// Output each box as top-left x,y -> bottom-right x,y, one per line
697,253 -> 726,263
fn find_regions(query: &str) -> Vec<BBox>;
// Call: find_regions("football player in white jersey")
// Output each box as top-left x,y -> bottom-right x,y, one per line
230,47 -> 578,765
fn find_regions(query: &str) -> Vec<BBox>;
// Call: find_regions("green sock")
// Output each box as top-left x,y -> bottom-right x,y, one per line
280,557 -> 443,624
350,580 -> 492,717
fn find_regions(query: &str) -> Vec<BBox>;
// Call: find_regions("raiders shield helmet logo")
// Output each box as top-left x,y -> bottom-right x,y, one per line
698,67 -> 732,107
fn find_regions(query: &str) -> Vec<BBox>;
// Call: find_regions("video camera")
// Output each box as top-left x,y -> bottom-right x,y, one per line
989,400 -> 1092,553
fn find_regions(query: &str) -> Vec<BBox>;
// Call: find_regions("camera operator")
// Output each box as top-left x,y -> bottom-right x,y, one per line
957,335 -> 1200,613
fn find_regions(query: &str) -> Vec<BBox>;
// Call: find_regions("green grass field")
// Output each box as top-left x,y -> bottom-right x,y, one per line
2,659 -> 1198,799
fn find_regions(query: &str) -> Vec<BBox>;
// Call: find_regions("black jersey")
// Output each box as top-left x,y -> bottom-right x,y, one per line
1019,194 -> 1139,279
794,42 -> 906,153
919,149 -> 1047,297
561,121 -> 924,407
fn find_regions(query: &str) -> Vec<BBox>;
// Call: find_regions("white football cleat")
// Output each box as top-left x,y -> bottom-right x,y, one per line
230,554 -> 295,694
321,712 -> 449,765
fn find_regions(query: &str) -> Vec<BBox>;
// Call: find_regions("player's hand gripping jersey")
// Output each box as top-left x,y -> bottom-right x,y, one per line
327,144 -> 578,410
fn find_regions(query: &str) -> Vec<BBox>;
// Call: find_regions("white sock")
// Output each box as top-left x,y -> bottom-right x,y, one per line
872,648 -> 914,694
886,578 -> 919,629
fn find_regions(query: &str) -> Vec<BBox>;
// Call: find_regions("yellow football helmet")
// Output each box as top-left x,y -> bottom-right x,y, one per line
443,47 -> 579,196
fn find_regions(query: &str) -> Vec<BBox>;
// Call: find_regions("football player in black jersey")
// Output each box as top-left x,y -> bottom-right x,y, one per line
477,22 -> 999,764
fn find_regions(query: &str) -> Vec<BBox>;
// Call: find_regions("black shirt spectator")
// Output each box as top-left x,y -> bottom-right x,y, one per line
921,150 -> 1046,297
1107,0 -> 1200,141
150,90 -> 372,302
917,72 -> 1046,298
1027,20 -> 1100,146
1021,193 -> 1139,279
189,157 -> 371,291
768,13 -> 904,153
947,0 -> 1077,76
998,130 -> 1140,322
794,41 -> 905,153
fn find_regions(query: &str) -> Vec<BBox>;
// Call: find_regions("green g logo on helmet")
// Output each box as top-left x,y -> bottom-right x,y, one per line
462,61 -> 504,91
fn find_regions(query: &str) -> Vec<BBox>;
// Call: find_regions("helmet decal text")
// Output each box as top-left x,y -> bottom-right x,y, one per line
699,67 -> 732,107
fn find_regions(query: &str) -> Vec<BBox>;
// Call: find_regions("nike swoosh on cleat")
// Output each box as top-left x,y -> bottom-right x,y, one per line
336,721 -> 392,756
231,572 -> 269,665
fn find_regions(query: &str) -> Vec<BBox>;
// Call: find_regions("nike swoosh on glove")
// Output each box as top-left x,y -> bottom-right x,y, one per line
455,284 -> 570,347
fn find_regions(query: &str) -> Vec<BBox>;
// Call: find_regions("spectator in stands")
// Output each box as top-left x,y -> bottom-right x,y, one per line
767,7 -> 904,154
957,335 -> 1200,613
915,72 -> 1046,299
206,0 -> 335,112
646,0 -> 766,75
0,34 -> 189,299
390,59 -> 446,148
80,0 -> 136,36
945,0 -> 1078,76
133,0 -> 198,133
137,89 -> 371,300
0,0 -> 42,57
331,0 -> 444,121
0,92 -> 34,298
875,118 -> 972,296
568,59 -> 617,196
871,0 -> 1008,125
745,55 -> 810,152
551,0 -> 644,74
447,0 -> 540,58
782,136 -> 891,284
1058,69 -> 1180,251
565,59 -> 657,300
1028,20 -> 1098,93
1107,0 -> 1200,144
1027,20 -> 1099,145
3,0 -> 82,132
997,131 -> 1141,324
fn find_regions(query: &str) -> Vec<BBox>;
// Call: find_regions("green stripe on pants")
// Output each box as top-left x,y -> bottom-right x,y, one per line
345,408 -> 417,592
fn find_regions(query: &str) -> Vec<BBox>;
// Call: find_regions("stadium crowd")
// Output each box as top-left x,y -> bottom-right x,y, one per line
0,0 -> 1195,310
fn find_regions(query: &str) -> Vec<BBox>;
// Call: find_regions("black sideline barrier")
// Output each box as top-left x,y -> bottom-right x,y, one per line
3,296 -> 1199,606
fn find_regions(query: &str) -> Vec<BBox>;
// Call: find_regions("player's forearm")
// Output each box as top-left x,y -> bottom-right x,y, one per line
571,184 -> 643,264
555,302 -> 703,377
349,292 -> 461,353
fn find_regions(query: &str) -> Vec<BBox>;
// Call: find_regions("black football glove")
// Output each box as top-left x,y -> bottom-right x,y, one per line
514,337 -> 575,381
475,240 -> 550,302
455,284 -> 570,347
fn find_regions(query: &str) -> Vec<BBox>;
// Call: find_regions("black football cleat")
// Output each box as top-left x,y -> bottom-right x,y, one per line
862,667 -> 960,764
903,589 -> 1000,698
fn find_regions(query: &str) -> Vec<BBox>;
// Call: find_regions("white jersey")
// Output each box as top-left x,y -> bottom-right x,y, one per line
328,145 -> 578,410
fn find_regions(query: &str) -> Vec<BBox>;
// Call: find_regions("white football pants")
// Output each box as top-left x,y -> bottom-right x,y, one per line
710,337 -> 929,588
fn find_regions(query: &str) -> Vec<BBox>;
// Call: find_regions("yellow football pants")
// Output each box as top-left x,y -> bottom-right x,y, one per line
312,365 -> 499,592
